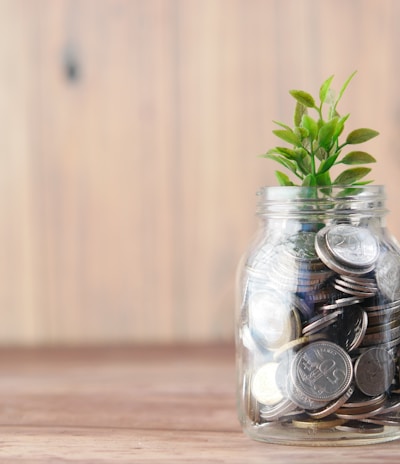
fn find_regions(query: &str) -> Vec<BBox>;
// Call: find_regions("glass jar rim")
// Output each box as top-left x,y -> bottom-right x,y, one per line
256,185 -> 387,218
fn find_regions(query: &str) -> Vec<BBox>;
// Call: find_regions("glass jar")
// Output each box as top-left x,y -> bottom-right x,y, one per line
236,185 -> 400,446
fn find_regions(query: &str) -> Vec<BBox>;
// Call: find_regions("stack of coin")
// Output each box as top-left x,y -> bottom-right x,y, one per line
315,224 -> 379,276
265,231 -> 333,293
242,222 -> 400,432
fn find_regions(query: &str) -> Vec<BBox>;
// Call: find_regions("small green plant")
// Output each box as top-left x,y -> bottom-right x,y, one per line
261,72 -> 379,187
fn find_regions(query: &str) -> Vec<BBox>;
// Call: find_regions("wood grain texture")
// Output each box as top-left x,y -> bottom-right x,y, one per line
0,344 -> 400,463
0,0 -> 400,344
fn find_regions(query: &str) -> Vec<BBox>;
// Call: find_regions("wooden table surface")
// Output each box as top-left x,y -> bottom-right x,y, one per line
1,344 -> 400,463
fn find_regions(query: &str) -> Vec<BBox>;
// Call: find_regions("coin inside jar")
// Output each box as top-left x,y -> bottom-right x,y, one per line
291,341 -> 353,402
248,291 -> 301,350
325,225 -> 379,269
315,225 -> 378,275
354,347 -> 395,396
251,362 -> 284,406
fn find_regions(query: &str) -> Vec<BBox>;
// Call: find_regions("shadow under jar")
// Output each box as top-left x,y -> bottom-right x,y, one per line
236,185 -> 400,446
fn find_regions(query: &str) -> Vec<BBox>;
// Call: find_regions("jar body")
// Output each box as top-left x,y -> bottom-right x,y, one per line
236,186 -> 400,445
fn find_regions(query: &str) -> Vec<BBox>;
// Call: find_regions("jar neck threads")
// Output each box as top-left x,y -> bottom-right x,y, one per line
256,186 -> 387,223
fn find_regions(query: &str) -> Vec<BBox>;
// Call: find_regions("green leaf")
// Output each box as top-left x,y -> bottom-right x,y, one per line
273,120 -> 292,131
353,180 -> 374,186
334,114 -> 350,139
294,101 -> 307,127
273,129 -> 301,146
319,75 -> 334,103
264,154 -> 298,174
316,171 -> 332,186
340,151 -> 376,165
334,70 -> 357,110
275,171 -> 294,186
302,173 -> 317,186
295,127 -> 310,140
346,128 -> 380,144
314,146 -> 328,161
337,187 -> 363,197
333,167 -> 371,185
318,117 -> 338,150
301,114 -> 318,140
264,147 -> 298,160
294,148 -> 311,175
289,90 -> 316,108
317,152 -> 340,174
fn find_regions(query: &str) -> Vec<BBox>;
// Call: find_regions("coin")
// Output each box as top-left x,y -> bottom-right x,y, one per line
333,306 -> 368,352
333,282 -> 376,298
241,220 -> 400,432
378,396 -> 400,415
340,274 -> 377,287
307,384 -> 355,419
249,291 -> 300,350
361,417 -> 400,426
287,378 -> 328,410
273,333 -> 328,361
375,248 -> 400,301
354,347 -> 395,396
325,224 -> 379,269
335,404 -> 386,420
260,398 -> 298,421
342,392 -> 386,409
361,325 -> 400,347
302,310 -> 342,336
335,278 -> 378,292
251,362 -> 284,406
336,420 -> 384,434
366,305 -> 400,326
319,296 -> 361,311
283,231 -> 320,262
366,319 -> 400,334
291,417 -> 346,430
291,341 -> 353,402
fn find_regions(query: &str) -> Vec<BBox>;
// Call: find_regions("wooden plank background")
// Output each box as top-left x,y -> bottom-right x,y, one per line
0,0 -> 399,345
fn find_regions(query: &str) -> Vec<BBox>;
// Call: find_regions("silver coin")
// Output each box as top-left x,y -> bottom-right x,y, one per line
302,310 -> 342,336
365,299 -> 400,312
366,318 -> 400,334
336,420 -> 384,434
316,232 -> 371,275
260,398 -> 298,421
251,362 -> 284,406
375,248 -> 400,301
341,392 -> 386,409
333,282 -> 376,298
315,225 -> 377,275
361,325 -> 400,347
307,384 -> 355,419
361,417 -> 400,426
334,278 -> 378,293
291,341 -> 353,402
302,287 -> 343,305
292,295 -> 313,319
378,396 -> 400,415
335,404 -> 386,420
287,377 -> 328,410
333,306 -> 368,352
366,305 -> 400,326
325,224 -> 379,269
319,296 -> 361,311
283,231 -> 320,262
340,274 -> 377,286
354,347 -> 395,396
249,291 -> 300,350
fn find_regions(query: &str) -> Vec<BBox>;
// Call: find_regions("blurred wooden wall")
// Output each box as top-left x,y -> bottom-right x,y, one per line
0,0 -> 399,345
